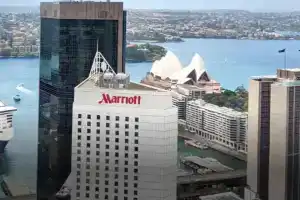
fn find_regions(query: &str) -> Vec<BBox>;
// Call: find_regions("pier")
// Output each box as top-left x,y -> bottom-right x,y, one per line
0,177 -> 35,198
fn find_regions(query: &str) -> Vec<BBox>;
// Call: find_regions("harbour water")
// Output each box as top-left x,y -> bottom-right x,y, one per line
0,38 -> 299,195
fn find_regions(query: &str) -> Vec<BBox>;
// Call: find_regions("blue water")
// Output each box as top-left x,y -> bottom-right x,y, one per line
0,38 -> 300,193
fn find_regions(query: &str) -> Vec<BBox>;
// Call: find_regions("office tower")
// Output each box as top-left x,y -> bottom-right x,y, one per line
246,69 -> 300,200
269,74 -> 300,200
246,76 -> 276,200
71,51 -> 178,200
38,1 -> 125,199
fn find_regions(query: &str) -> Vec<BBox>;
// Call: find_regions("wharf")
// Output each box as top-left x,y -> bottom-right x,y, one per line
1,177 -> 35,198
179,131 -> 247,161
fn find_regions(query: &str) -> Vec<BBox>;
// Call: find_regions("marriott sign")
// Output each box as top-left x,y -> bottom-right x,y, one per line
98,93 -> 142,105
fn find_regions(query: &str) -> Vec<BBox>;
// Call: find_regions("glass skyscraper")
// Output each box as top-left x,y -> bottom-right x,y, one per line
38,2 -> 126,199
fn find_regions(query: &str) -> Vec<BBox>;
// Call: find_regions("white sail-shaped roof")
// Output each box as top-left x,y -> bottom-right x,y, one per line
150,52 -> 209,84
170,53 -> 207,82
150,50 -> 182,79
150,60 -> 162,77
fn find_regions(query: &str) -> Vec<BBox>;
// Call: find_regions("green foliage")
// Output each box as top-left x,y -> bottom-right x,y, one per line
126,43 -> 167,62
202,85 -> 248,112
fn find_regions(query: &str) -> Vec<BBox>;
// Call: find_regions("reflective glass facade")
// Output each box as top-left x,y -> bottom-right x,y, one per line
37,18 -> 121,200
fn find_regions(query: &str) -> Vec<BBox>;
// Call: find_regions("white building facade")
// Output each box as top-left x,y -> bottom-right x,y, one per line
186,100 -> 247,153
71,71 -> 178,200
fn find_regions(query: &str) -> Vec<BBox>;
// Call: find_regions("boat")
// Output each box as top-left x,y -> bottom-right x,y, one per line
184,139 -> 208,150
0,101 -> 17,153
13,94 -> 21,102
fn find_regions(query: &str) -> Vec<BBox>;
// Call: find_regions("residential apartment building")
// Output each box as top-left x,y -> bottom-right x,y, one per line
186,99 -> 247,153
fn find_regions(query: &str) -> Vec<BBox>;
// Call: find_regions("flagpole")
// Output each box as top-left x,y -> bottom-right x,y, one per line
284,50 -> 287,70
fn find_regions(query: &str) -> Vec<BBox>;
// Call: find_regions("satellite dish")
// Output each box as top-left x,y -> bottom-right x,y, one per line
101,62 -> 107,72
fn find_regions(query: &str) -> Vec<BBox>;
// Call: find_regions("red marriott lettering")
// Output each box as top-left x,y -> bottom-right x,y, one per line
98,94 -> 141,105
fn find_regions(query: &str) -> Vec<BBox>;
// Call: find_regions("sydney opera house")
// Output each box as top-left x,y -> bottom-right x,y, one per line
141,51 -> 221,93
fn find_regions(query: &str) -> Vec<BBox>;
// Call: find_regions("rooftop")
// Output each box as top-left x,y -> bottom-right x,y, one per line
183,156 -> 233,172
77,77 -> 157,91
75,49 -> 165,92
199,192 -> 243,200
275,79 -> 300,87
188,99 -> 247,118
0,101 -> 17,113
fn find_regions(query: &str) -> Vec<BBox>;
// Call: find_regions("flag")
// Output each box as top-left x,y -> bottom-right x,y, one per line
278,49 -> 286,53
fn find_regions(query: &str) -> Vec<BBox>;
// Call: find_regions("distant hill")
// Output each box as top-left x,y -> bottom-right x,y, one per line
0,6 -> 39,13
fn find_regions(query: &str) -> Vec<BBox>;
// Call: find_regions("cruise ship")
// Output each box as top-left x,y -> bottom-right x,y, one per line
0,101 -> 17,153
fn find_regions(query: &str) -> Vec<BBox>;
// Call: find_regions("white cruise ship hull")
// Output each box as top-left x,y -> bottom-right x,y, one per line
0,127 -> 13,153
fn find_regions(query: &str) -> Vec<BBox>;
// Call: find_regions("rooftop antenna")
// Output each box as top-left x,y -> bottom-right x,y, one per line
96,38 -> 99,52
89,39 -> 116,77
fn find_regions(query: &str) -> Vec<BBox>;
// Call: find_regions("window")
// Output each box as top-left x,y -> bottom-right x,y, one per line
78,114 -> 82,118
87,136 -> 90,141
124,168 -> 128,172
96,129 -> 100,134
125,131 -> 129,136
87,114 -> 91,119
96,144 -> 100,148
134,176 -> 138,181
125,139 -> 129,143
125,124 -> 129,129
134,154 -> 138,159
97,115 -> 100,120
77,142 -> 81,147
87,150 -> 90,155
106,130 -> 110,135
97,122 -> 100,127
115,123 -> 119,128
97,137 -> 100,141
134,161 -> 138,166
105,159 -> 109,164
106,137 -> 109,142
125,153 -> 128,158
115,152 -> 119,157
134,139 -> 138,144
115,138 -> 119,143
115,131 -> 119,136
134,147 -> 138,151
78,121 -> 81,125
87,121 -> 91,126
77,149 -> 81,154
134,168 -> 138,173
106,123 -> 110,128
125,146 -> 129,151
125,117 -> 129,121
134,191 -> 138,195
135,125 -> 139,130
77,135 -> 81,140
115,116 -> 119,121
135,117 -> 139,122
87,143 -> 90,148
134,132 -> 139,137
106,116 -> 110,120
78,128 -> 81,133
106,152 -> 109,156
87,129 -> 91,133
106,144 -> 109,149
134,183 -> 138,188
115,145 -> 119,150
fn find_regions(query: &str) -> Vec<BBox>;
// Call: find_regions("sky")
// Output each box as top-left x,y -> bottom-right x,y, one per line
1,0 -> 300,11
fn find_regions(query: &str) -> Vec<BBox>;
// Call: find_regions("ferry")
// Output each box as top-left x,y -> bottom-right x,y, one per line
0,101 -> 17,153
184,139 -> 208,150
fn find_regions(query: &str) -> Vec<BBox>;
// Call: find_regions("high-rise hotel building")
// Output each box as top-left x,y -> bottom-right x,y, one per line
246,68 -> 300,200
38,1 -> 126,199
71,52 -> 178,200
